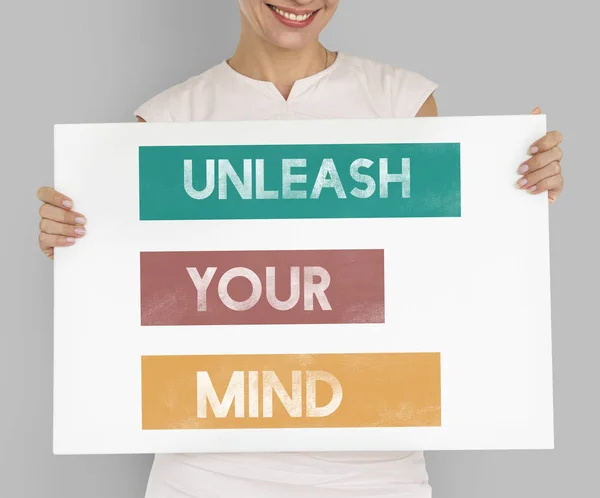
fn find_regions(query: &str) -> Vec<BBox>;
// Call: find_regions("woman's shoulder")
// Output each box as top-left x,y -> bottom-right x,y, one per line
335,53 -> 438,117
133,62 -> 226,122
337,53 -> 432,82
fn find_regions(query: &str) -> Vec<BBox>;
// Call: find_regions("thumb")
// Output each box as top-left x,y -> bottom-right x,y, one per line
531,106 -> 542,115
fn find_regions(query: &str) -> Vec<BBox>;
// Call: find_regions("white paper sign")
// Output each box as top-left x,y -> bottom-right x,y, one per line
53,116 -> 553,455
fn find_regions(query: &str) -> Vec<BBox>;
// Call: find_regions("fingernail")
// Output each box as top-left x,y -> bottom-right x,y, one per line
75,216 -> 86,225
529,146 -> 539,154
62,200 -> 73,209
518,163 -> 529,174
74,227 -> 86,236
66,237 -> 76,244
528,185 -> 537,193
517,178 -> 528,187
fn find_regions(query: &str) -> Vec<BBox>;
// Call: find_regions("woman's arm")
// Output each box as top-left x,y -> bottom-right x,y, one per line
416,94 -> 438,117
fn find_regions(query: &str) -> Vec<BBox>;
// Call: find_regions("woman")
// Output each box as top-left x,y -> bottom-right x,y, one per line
36,1 -> 565,497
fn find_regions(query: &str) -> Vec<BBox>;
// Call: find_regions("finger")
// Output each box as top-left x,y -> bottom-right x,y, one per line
41,247 -> 54,260
38,232 -> 77,250
39,204 -> 87,225
517,161 -> 561,190
39,219 -> 86,238
518,147 -> 562,175
39,240 -> 55,259
548,180 -> 564,203
529,130 -> 563,154
37,187 -> 74,209
531,106 -> 542,115
522,173 -> 563,196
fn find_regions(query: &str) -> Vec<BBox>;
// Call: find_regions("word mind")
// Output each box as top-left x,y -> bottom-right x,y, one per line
141,353 -> 442,430
197,370 -> 342,419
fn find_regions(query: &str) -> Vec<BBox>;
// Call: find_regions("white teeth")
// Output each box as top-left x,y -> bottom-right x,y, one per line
271,5 -> 314,22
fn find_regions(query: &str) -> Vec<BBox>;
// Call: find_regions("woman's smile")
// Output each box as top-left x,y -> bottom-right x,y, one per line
266,3 -> 320,28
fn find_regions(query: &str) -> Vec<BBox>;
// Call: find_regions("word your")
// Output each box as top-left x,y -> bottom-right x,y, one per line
197,370 -> 343,419
184,158 -> 411,200
186,266 -> 332,312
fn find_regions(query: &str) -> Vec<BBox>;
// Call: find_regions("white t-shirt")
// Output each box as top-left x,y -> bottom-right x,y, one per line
135,52 -> 438,498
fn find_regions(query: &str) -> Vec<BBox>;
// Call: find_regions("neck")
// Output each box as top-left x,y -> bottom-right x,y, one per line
228,22 -> 330,99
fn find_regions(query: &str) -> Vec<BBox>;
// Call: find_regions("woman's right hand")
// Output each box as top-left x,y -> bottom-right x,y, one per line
37,187 -> 87,260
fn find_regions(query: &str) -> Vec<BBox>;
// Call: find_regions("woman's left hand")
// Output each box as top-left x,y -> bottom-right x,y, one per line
516,107 -> 564,203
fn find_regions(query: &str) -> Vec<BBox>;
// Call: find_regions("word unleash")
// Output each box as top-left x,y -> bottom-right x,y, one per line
184,158 -> 411,201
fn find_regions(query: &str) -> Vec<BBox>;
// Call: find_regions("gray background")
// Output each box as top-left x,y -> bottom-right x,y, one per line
1,0 -> 598,496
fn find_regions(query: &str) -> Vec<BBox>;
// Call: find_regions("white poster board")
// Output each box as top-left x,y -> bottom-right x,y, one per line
53,115 -> 553,454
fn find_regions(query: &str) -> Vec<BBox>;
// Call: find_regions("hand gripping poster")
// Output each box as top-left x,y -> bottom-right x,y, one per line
53,116 -> 553,454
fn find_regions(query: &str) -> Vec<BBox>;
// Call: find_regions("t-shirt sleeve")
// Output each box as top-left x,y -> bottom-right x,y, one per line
133,88 -> 177,123
393,69 -> 439,118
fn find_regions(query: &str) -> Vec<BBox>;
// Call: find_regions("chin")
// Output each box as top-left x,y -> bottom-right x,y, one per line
266,31 -> 317,50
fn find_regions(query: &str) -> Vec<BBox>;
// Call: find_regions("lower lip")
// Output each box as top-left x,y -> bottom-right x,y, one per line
268,6 -> 319,28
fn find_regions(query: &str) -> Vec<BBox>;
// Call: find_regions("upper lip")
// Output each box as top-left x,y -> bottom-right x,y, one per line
266,3 -> 320,15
